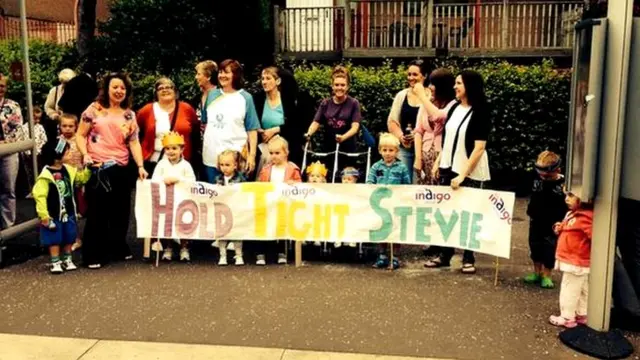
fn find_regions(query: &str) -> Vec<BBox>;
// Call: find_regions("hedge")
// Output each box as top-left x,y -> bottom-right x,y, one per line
0,41 -> 570,192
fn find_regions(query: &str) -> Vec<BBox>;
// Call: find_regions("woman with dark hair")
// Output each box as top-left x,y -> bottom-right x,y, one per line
413,68 -> 457,185
421,70 -> 492,274
76,72 -> 147,269
387,59 -> 428,183
201,59 -> 260,183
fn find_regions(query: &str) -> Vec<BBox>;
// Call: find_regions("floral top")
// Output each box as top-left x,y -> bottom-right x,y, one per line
81,102 -> 139,166
0,98 -> 25,144
21,123 -> 47,155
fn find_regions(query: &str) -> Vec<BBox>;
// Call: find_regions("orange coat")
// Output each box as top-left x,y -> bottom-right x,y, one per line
137,101 -> 199,161
556,209 -> 593,268
258,162 -> 302,182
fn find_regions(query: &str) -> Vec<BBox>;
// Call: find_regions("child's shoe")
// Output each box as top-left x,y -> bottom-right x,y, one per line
540,276 -> 555,289
348,242 -> 357,248
256,255 -> 266,266
179,248 -> 190,262
227,242 -> 235,251
71,240 -> 82,251
235,255 -> 244,266
314,241 -> 322,247
277,253 -> 287,264
162,248 -> 172,261
211,240 -> 219,248
372,255 -> 389,269
576,315 -> 587,325
50,261 -> 64,274
391,258 -> 400,270
334,242 -> 342,248
523,273 -> 541,284
218,256 -> 228,266
63,258 -> 77,271
549,315 -> 577,328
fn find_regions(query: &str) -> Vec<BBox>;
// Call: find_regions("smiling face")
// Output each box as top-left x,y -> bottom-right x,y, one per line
218,66 -> 234,90
454,75 -> 466,102
332,76 -> 348,99
380,145 -> 398,164
407,65 -> 425,88
218,153 -> 238,177
261,72 -> 279,93
156,80 -> 176,103
108,78 -> 127,106
164,144 -> 182,163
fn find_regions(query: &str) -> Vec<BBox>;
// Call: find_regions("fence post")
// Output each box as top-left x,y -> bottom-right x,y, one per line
344,1 -> 351,50
426,0 -> 434,48
501,0 -> 509,48
273,5 -> 280,55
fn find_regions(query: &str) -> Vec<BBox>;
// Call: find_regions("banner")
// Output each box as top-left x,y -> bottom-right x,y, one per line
135,181 -> 516,258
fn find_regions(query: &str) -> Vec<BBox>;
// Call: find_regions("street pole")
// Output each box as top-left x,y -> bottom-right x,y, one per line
19,0 -> 36,179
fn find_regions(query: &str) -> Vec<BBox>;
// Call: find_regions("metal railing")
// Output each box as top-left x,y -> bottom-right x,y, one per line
0,16 -> 76,44
275,0 -> 584,53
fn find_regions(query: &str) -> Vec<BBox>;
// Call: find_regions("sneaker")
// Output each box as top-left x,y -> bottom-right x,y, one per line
218,256 -> 228,266
235,255 -> 244,266
256,254 -> 266,266
226,242 -> 235,251
314,241 -> 322,247
50,261 -> 63,274
549,315 -> 577,328
540,276 -> 555,289
523,273 -> 541,284
277,253 -> 287,265
373,256 -> 389,269
576,315 -> 588,325
162,248 -> 172,261
334,242 -> 342,248
348,242 -> 357,248
211,240 -> 219,248
63,258 -> 77,271
180,248 -> 190,262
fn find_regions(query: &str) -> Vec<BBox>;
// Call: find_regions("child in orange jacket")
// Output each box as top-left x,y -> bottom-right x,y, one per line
549,190 -> 593,328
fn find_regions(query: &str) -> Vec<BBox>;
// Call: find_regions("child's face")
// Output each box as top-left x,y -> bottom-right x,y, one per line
565,192 -> 580,211
33,110 -> 42,124
342,175 -> 357,184
165,144 -> 182,163
308,173 -> 325,183
218,154 -> 237,177
269,145 -> 288,166
537,168 -> 560,181
379,145 -> 398,164
59,118 -> 77,139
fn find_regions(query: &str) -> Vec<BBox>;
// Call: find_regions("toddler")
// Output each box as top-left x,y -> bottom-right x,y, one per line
525,150 -> 567,288
367,132 -> 411,269
32,138 -> 91,273
214,150 -> 246,266
306,161 -> 327,183
335,166 -> 360,248
151,131 -> 196,262
549,189 -> 593,328
257,136 -> 302,265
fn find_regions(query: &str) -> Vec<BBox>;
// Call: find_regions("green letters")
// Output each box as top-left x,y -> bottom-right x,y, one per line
393,207 -> 412,242
459,211 -> 470,247
415,207 -> 432,243
369,187 -> 393,242
469,213 -> 483,249
434,209 -> 459,243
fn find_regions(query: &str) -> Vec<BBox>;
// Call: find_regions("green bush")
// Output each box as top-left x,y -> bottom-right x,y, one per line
289,59 -> 571,191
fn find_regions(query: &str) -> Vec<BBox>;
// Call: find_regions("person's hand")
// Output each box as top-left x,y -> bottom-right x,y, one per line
164,177 -> 178,185
41,218 -> 50,227
83,154 -> 94,166
412,82 -> 426,97
451,175 -> 465,190
431,163 -> 439,180
138,166 -> 148,180
553,222 -> 562,235
401,135 -> 413,149
262,128 -> 279,143
336,134 -> 346,143
304,132 -> 312,142
245,155 -> 256,174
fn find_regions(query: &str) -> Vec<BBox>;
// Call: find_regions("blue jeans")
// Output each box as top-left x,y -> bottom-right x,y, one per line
203,165 -> 221,184
398,147 -> 414,183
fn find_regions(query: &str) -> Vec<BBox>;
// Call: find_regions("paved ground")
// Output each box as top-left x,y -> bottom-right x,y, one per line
1,197 -> 639,360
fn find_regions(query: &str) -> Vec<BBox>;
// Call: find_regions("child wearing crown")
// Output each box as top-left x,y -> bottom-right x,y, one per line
304,161 -> 327,246
152,131 -> 196,262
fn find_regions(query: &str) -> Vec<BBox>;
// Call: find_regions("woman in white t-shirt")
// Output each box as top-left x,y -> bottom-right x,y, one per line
419,70 -> 491,274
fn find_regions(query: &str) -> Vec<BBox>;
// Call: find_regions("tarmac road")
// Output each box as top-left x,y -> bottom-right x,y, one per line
0,197 -> 638,360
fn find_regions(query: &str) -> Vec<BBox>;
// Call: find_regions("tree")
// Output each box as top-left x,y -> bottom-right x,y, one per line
76,0 -> 97,60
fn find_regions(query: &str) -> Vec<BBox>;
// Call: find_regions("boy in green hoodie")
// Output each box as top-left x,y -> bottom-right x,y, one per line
33,138 -> 91,274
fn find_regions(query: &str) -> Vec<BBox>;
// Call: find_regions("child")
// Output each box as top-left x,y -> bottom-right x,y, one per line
549,190 -> 593,328
214,150 -> 246,266
151,131 -> 196,262
525,150 -> 567,288
306,161 -> 327,183
367,132 -> 411,269
336,166 -> 360,248
32,138 -> 91,274
257,136 -> 302,265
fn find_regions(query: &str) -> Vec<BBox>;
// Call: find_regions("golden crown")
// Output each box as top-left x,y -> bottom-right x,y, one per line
306,161 -> 328,177
162,131 -> 185,147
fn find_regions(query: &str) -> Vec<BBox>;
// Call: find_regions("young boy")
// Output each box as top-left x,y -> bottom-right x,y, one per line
367,132 -> 411,269
525,150 -> 567,288
58,114 -> 85,251
32,138 -> 91,274
152,131 -> 197,262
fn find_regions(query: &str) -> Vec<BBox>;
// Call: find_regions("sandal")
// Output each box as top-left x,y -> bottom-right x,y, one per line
424,257 -> 450,268
549,315 -> 577,328
461,263 -> 476,274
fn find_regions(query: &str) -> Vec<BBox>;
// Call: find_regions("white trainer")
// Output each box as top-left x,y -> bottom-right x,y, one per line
348,242 -> 357,247
63,258 -> 77,271
234,255 -> 244,266
256,254 -> 266,266
162,248 -> 172,261
180,248 -> 190,262
218,256 -> 228,266
334,242 -> 342,248
226,242 -> 235,251
277,253 -> 287,265
50,261 -> 63,274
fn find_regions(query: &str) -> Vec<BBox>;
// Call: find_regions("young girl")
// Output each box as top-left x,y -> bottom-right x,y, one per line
151,131 -> 197,262
256,136 -> 302,264
214,149 -> 246,266
549,190 -> 593,328
59,114 -> 86,251
32,138 -> 91,273
306,161 -> 327,183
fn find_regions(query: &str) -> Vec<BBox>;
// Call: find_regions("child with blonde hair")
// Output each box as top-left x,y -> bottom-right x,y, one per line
525,150 -> 567,288
214,149 -> 246,266
367,132 -> 411,269
256,136 -> 302,264
306,161 -> 328,183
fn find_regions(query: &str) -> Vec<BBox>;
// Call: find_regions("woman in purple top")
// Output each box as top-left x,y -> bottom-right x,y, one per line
304,66 -> 362,177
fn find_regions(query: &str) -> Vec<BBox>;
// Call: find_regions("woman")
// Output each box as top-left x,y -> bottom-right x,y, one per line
413,68 -> 456,185
201,59 -> 260,182
77,72 -> 148,269
194,60 -> 218,124
387,59 -> 427,183
253,66 -> 305,172
421,70 -> 491,274
304,66 -> 361,179
137,77 -> 200,176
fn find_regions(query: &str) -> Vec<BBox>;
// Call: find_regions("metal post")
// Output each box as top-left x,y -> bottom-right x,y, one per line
19,0 -> 36,178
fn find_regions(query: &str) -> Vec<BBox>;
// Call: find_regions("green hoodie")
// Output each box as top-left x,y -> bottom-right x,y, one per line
32,164 -> 91,221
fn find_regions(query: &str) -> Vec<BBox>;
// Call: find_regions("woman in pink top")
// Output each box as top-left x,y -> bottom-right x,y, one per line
413,68 -> 456,185
76,72 -> 148,269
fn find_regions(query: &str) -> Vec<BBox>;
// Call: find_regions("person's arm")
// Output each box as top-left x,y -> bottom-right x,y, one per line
126,111 -> 147,179
243,92 -> 261,174
44,87 -> 60,121
339,122 -> 360,142
451,109 -> 490,189
32,177 -> 51,224
306,100 -> 326,138
414,107 -> 427,171
387,91 -> 405,140
76,107 -> 93,164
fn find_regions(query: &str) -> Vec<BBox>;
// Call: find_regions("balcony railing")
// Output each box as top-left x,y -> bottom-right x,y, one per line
0,16 -> 76,44
275,0 -> 584,57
